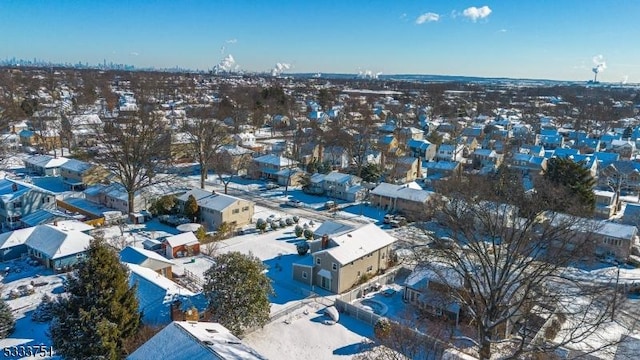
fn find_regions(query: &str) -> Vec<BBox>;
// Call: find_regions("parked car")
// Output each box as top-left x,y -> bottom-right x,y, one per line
383,214 -> 394,224
286,199 -> 303,208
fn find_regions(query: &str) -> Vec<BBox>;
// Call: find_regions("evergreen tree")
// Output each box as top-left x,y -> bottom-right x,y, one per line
184,194 -> 199,222
50,239 -> 140,360
0,298 -> 15,338
203,252 -> 273,336
623,126 -> 633,140
543,157 -> 596,215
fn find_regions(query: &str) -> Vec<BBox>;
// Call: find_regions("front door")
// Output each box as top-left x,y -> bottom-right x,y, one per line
320,275 -> 331,290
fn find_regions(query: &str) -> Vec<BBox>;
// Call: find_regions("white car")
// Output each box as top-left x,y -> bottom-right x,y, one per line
286,199 -> 303,208
265,182 -> 279,190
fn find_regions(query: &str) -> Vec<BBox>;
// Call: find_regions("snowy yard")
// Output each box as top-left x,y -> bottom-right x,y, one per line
243,301 -> 375,360
0,258 -> 64,359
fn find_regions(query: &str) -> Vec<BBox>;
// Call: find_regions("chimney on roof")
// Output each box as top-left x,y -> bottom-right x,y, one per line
11,183 -> 17,192
321,234 -> 329,249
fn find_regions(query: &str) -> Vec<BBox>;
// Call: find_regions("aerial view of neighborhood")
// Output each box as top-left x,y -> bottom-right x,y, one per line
1,1 -> 640,359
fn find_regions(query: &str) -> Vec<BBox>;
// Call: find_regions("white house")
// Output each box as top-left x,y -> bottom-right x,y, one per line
436,144 -> 464,162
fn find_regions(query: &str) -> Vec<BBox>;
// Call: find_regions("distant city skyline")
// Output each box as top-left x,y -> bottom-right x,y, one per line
1,1 -> 638,82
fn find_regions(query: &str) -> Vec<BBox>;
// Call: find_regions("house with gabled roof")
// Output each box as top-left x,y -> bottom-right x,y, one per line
23,154 -> 69,176
120,246 -> 175,279
124,263 -> 209,326
370,182 -> 434,218
164,232 -> 200,259
436,144 -> 464,162
60,158 -> 110,191
0,227 -> 36,261
322,171 -> 366,202
0,178 -> 56,231
176,188 -> 254,231
128,321 -> 266,360
292,223 -> 396,293
250,154 -> 298,180
25,224 -> 93,271
407,139 -> 437,162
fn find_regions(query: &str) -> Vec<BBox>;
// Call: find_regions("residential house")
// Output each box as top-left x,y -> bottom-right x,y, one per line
323,146 -> 351,170
120,246 -> 175,279
176,188 -> 254,231
436,144 -> 464,162
404,264 -> 463,324
574,138 -> 601,153
25,224 -> 93,271
60,159 -> 110,191
621,203 -> 640,229
387,157 -> 421,184
275,168 -> 305,187
423,161 -> 461,179
303,173 -> 327,195
0,227 -> 36,261
537,132 -> 564,150
370,182 -> 434,218
23,155 -> 69,176
407,139 -> 437,162
217,145 -> 254,177
124,263 -> 208,325
232,132 -> 256,148
250,154 -> 298,180
611,140 -> 636,160
509,153 -> 548,177
594,190 -> 617,219
67,114 -> 103,147
397,127 -> 424,141
292,223 -> 396,293
164,232 -> 200,259
598,161 -> 640,194
127,321 -> 266,360
472,149 -> 504,169
322,171 -> 367,202
0,179 -> 56,230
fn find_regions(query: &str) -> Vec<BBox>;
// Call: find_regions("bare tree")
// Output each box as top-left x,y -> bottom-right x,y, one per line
410,170 -> 629,359
210,149 -> 252,194
94,104 -> 172,214
182,108 -> 232,189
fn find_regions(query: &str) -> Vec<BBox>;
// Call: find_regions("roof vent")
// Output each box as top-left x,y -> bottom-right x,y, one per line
205,328 -> 218,334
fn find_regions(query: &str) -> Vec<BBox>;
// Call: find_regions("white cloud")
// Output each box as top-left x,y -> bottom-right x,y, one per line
462,6 -> 492,22
498,29 -> 507,33
130,52 -> 139,56
225,38 -> 237,44
415,12 -> 440,24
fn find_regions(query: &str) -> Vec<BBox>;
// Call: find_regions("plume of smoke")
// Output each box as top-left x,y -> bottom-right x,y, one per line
592,55 -> 607,74
357,70 -> 382,80
271,63 -> 291,77
213,54 -> 237,74
622,75 -> 629,85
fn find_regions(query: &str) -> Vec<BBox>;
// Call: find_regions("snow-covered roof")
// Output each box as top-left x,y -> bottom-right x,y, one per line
313,221 -> 355,238
405,263 -> 464,289
25,224 -> 93,259
120,246 -> 175,271
24,155 -> 69,169
177,188 -> 246,212
166,232 -> 199,248
60,158 -> 93,173
69,114 -> 102,126
323,171 -> 354,184
317,223 -> 396,266
0,178 -> 54,202
253,154 -> 297,167
128,321 -> 266,360
370,182 -> 434,203
0,227 -> 35,250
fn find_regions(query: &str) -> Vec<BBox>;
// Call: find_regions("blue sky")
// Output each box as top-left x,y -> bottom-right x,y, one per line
1,0 -> 639,82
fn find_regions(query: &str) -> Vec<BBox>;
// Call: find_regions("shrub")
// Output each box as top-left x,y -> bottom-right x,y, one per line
294,225 -> 303,237
278,220 -> 286,228
270,221 -> 279,230
285,218 -> 294,226
292,216 -> 300,223
296,241 -> 310,255
32,294 -> 54,323
256,219 -> 267,233
374,318 -> 392,340
303,229 -> 314,240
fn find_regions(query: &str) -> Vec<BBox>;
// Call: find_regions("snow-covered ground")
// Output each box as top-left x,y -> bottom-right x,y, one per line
243,301 -> 375,360
0,258 -> 63,359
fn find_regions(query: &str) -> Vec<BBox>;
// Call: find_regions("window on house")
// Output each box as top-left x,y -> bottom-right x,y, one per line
232,209 -> 240,214
302,271 -> 307,279
242,206 -> 249,211
357,271 -> 361,277
12,201 -> 21,209
382,252 -> 386,259
332,263 -> 337,271
316,258 -> 321,265
367,265 -> 373,272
